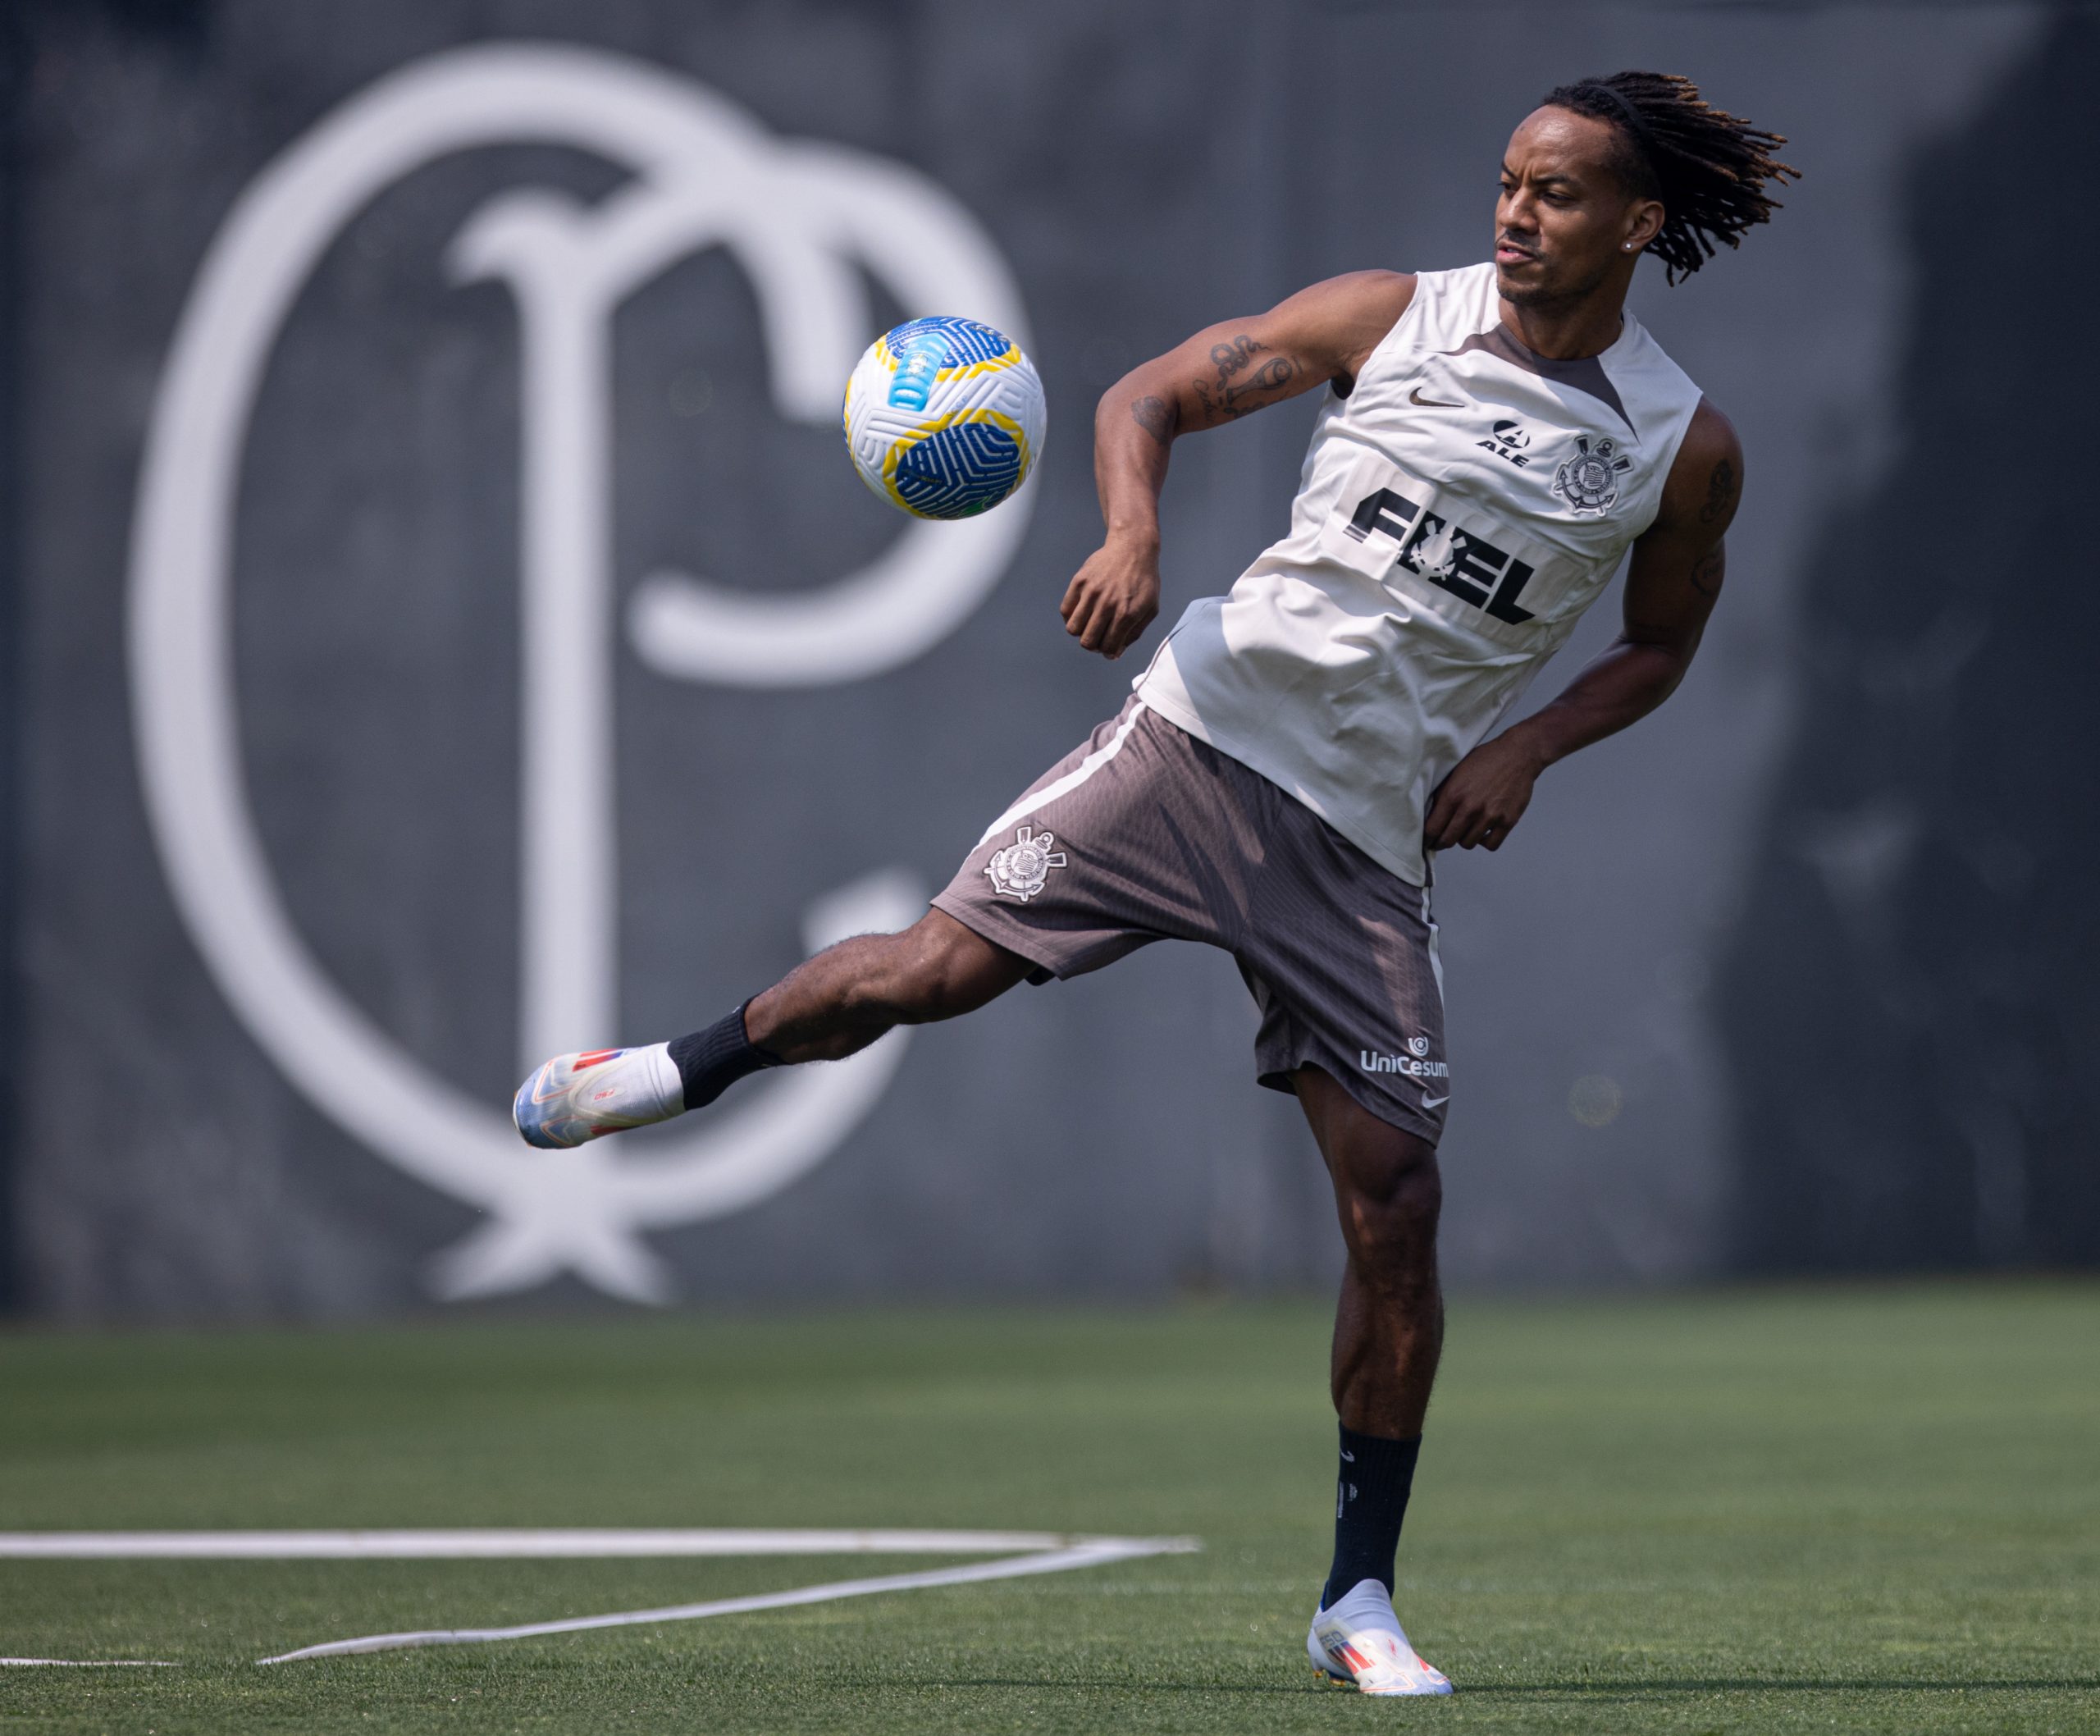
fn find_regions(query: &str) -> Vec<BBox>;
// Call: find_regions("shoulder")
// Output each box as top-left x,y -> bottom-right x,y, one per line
1297,268 -> 1417,315
1651,398 -> 1743,539
1271,270 -> 1418,386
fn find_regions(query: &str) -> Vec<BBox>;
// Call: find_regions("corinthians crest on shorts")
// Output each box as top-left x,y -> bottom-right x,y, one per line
985,825 -> 1068,902
1550,434 -> 1634,516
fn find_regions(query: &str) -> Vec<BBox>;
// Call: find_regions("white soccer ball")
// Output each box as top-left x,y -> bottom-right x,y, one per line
842,316 -> 1045,519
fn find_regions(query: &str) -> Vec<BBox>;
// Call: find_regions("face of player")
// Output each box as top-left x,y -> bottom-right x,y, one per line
1495,107 -> 1662,310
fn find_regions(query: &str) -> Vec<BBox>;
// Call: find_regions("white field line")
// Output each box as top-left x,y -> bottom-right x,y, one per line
258,1537 -> 1199,1664
0,1658 -> 178,1668
0,1528 -> 1125,1560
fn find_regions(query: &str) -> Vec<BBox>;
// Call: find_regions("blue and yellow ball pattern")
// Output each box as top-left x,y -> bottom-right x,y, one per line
842,316 -> 1045,519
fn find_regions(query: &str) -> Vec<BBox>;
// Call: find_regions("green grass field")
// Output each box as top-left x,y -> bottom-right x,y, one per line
1,1284 -> 2095,1734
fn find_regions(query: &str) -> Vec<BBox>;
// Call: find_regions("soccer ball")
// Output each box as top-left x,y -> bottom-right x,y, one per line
842,316 -> 1045,519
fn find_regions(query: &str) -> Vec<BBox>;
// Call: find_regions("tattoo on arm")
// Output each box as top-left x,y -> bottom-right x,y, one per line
1189,334 -> 1299,423
1697,457 -> 1737,525
1130,395 -> 1176,445
1689,544 -> 1725,599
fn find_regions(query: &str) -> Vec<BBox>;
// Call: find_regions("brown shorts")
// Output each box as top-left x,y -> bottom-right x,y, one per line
932,697 -> 1449,1144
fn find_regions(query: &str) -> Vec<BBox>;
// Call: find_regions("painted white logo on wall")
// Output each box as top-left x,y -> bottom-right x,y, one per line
126,45 -> 1034,1304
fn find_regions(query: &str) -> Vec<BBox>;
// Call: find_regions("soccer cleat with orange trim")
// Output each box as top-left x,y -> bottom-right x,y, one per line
1307,1578 -> 1453,1697
512,1045 -> 682,1149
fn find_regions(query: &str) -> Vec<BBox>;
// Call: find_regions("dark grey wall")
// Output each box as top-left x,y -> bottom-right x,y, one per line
7,0 -> 2081,1318
0,3 -> 28,1313
1719,13 -> 2100,1273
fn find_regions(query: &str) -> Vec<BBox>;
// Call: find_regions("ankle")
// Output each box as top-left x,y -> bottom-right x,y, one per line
666,1001 -> 782,1111
741,989 -> 784,1055
1322,1425 -> 1422,1610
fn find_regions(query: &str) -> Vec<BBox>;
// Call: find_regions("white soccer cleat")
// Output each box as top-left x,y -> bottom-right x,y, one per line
1307,1578 -> 1454,1697
512,1046 -> 680,1149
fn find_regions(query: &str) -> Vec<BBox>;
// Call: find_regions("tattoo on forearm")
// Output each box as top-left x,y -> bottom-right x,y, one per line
1698,457 -> 1737,525
1130,394 -> 1176,445
1189,333 -> 1299,423
1689,544 -> 1725,598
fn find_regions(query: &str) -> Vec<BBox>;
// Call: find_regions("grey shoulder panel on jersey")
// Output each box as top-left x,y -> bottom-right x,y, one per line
1442,327 -> 1633,433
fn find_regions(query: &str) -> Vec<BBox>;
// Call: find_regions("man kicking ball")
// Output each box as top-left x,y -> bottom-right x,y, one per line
514,71 -> 1794,1696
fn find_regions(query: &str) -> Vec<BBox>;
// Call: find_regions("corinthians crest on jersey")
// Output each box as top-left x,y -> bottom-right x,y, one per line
1550,434 -> 1634,516
985,825 -> 1068,902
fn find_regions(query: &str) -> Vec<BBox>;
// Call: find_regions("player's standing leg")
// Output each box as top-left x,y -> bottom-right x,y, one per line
1304,1067 -> 1444,1446
1297,1063 -> 1453,1697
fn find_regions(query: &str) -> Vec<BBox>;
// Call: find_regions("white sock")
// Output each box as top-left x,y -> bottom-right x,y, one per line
628,1042 -> 686,1122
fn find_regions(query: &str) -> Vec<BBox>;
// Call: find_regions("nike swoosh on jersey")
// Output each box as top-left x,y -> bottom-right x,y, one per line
1408,387 -> 1463,408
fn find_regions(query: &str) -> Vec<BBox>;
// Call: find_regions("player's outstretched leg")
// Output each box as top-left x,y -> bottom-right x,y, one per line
513,910 -> 1029,1149
1294,1065 -> 1454,1697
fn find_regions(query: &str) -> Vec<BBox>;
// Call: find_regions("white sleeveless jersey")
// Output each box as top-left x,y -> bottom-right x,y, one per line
1133,261 -> 1705,887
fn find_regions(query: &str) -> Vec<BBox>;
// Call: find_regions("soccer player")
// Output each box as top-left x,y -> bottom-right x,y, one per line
514,72 -> 1796,1696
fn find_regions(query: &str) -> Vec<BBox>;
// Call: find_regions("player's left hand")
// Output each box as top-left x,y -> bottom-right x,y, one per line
1424,733 -> 1544,852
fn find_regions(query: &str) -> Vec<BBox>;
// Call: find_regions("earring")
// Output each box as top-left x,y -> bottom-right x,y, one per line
1623,243 -> 1633,252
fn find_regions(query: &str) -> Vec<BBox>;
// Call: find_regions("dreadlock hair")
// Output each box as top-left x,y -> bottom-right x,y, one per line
1542,71 -> 1799,285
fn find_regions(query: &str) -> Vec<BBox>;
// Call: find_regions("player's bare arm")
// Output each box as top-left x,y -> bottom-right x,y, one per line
1423,400 -> 1743,852
1059,272 -> 1418,658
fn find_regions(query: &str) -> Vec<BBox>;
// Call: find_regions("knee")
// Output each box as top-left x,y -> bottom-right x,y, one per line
1337,1141 -> 1441,1287
860,916 -> 986,1023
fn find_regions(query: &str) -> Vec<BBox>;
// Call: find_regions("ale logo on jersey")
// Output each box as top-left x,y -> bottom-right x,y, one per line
1478,419 -> 1532,467
127,45 -> 1033,1304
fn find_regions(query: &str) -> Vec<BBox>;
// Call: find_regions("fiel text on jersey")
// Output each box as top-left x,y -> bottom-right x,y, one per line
1344,485 -> 1536,624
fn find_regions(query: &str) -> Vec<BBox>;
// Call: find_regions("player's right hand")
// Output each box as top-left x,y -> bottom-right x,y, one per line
1423,729 -> 1545,852
1060,534 -> 1160,660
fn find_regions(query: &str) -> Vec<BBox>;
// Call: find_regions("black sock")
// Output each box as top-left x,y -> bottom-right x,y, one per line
666,1001 -> 781,1110
1322,1424 -> 1422,1609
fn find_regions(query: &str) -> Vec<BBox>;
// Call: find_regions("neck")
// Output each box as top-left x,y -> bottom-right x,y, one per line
1496,272 -> 1632,361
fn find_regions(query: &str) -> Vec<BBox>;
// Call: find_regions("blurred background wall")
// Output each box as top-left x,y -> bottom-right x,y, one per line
2,0 -> 2087,1319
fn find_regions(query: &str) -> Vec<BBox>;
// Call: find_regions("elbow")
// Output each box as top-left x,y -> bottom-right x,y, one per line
1621,625 -> 1702,674
1614,633 -> 1700,710
1653,643 -> 1700,706
1102,375 -> 1179,445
